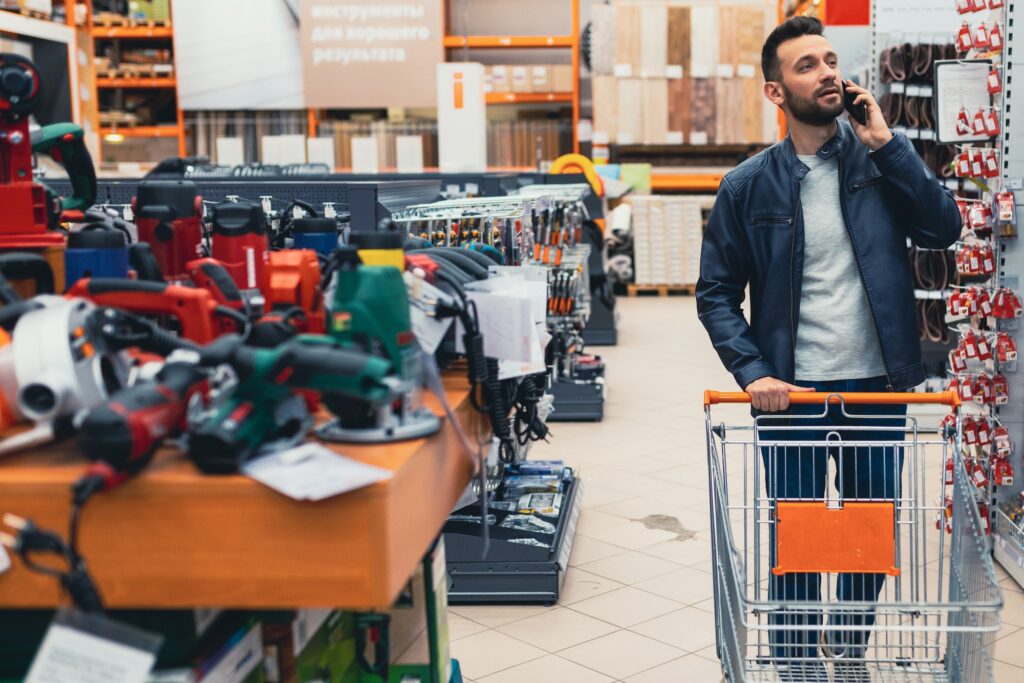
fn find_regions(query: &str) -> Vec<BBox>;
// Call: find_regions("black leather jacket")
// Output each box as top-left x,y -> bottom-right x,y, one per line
696,121 -> 961,391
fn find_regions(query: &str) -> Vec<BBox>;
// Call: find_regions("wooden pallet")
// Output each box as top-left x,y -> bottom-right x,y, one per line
627,284 -> 696,297
98,66 -> 174,79
2,7 -> 52,21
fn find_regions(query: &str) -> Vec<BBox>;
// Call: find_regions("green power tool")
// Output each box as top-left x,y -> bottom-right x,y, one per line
316,246 -> 441,444
31,122 -> 98,218
188,333 -> 394,473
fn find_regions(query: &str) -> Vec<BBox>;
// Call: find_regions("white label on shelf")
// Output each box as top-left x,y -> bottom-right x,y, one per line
690,65 -> 712,79
25,621 -> 156,683
465,182 -> 479,195
690,130 -> 709,145
892,125 -> 908,136
614,63 -> 633,77
666,65 -> 684,79
920,129 -> 937,140
946,179 -> 961,190
907,84 -> 923,97
716,64 -> 735,78
906,128 -> 920,139
890,82 -> 906,94
592,131 -> 610,145
736,63 -> 757,78
666,131 -> 684,144
1006,177 -> 1024,190
617,132 -> 635,145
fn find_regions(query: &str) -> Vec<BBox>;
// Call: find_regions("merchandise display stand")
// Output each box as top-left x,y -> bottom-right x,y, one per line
0,376 -> 480,610
994,0 -> 1024,588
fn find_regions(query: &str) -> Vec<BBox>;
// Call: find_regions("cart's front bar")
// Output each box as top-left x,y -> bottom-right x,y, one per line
703,390 -> 961,407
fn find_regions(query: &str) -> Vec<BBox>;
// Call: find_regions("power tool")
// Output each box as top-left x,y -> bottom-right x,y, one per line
316,247 -> 440,444
0,295 -> 130,454
64,222 -> 130,288
266,248 -> 325,334
188,334 -> 394,473
291,216 -> 339,256
0,53 -> 65,250
132,179 -> 204,281
75,359 -> 208,492
30,122 -> 98,219
209,200 -> 270,310
66,278 -> 245,343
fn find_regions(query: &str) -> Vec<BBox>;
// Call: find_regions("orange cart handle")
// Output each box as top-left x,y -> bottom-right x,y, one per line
703,390 -> 960,408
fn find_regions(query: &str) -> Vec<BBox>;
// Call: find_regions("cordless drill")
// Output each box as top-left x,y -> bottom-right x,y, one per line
189,334 -> 394,473
133,179 -> 204,281
209,200 -> 270,310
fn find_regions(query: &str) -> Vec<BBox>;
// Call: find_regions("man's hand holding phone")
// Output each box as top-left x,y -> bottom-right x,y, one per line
842,80 -> 893,151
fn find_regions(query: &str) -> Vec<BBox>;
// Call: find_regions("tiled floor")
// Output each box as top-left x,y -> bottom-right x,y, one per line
448,296 -> 1024,682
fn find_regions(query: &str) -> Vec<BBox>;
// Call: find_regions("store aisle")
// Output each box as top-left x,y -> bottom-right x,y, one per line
448,296 -> 1024,682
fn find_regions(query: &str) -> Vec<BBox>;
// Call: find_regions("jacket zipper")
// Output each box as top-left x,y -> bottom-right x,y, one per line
836,154 -> 895,390
790,192 -> 799,377
849,176 -> 883,193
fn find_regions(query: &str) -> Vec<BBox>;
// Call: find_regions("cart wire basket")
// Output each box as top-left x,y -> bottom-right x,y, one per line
704,390 -> 1003,682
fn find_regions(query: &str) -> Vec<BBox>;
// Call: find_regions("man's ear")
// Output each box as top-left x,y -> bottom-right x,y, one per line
764,81 -> 785,107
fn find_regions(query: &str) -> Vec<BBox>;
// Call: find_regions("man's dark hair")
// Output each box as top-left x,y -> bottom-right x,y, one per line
761,16 -> 824,82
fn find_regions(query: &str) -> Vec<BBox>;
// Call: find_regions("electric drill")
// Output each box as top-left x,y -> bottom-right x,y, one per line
209,200 -> 270,309
189,334 -> 393,473
64,223 -> 129,288
76,360 -> 208,491
133,179 -> 203,281
30,122 -> 98,218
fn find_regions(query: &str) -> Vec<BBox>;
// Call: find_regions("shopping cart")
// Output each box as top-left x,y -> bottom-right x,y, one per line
704,390 -> 1003,682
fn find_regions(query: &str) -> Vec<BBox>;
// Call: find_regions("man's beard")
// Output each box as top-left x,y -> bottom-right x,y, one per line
782,82 -> 843,126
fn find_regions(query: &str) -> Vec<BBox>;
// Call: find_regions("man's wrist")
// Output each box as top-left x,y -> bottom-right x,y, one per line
866,129 -> 894,151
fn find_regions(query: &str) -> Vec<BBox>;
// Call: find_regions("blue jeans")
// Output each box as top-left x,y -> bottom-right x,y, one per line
757,376 -> 906,661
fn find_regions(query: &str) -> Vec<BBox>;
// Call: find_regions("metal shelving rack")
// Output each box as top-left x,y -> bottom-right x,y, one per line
994,0 -> 1024,588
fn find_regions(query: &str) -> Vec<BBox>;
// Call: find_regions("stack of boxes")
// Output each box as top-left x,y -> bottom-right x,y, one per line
627,195 -> 713,286
485,65 -> 574,95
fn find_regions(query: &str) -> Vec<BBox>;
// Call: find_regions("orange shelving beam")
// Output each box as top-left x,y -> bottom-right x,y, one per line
442,35 -> 574,48
96,77 -> 177,88
486,92 -> 573,104
651,173 -> 725,192
100,126 -> 180,138
91,26 -> 173,38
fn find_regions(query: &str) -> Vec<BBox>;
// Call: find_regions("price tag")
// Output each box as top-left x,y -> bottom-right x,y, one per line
690,64 -> 712,79
736,63 -> 756,78
666,131 -> 684,144
890,82 -> 906,94
242,443 -> 392,501
665,65 -> 684,79
592,131 -> 610,145
25,609 -> 162,683
716,64 -> 735,78
617,132 -> 635,145
613,63 -> 633,77
690,131 -> 709,145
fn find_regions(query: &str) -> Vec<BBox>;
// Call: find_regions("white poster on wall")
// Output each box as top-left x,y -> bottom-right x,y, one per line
437,63 -> 486,173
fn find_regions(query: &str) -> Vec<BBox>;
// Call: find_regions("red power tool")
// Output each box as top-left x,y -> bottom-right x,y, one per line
266,249 -> 325,333
133,180 -> 204,281
75,360 -> 208,492
65,278 -> 243,343
209,200 -> 270,304
0,54 -> 63,249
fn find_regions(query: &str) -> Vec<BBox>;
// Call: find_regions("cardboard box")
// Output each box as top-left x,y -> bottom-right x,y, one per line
510,65 -> 531,93
489,65 -> 509,93
551,65 -> 574,93
530,65 -> 550,92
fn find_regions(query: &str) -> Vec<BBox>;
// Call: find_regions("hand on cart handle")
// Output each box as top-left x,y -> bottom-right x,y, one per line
742,377 -> 814,412
707,388 -> 961,408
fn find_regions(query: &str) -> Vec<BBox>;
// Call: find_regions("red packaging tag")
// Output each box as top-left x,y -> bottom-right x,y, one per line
1007,289 -> 1024,317
961,375 -> 975,401
996,332 -> 1017,362
972,109 -> 988,135
971,148 -> 984,176
981,244 -> 996,274
969,204 -> 988,228
956,109 -> 974,136
978,419 -> 992,445
956,151 -> 972,176
974,23 -> 991,48
985,109 -> 1001,137
977,288 -> 993,316
958,23 -> 975,51
994,373 -> 1009,404
993,458 -> 1013,487
975,372 -> 992,404
957,0 -> 973,12
997,191 -> 1016,223
990,24 -> 1003,51
969,245 -> 981,273
964,330 -> 980,358
995,425 -> 1013,457
984,149 -> 1000,177
979,503 -> 991,535
964,415 -> 978,443
972,461 -> 989,488
947,289 -> 963,316
977,332 -> 993,360
988,68 -> 1003,94
990,0 -> 1005,9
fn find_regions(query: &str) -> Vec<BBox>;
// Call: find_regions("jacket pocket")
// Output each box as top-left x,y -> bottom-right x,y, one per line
749,215 -> 793,226
849,176 -> 883,193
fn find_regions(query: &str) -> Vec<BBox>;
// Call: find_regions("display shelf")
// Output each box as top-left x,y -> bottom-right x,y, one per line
442,35 -> 574,49
486,92 -> 573,104
0,376 -> 481,610
91,25 -> 173,38
99,125 -> 181,138
96,76 -> 177,88
0,8 -> 74,43
995,509 -> 1024,588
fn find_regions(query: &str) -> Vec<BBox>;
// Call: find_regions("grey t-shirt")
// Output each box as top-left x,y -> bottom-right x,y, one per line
794,153 -> 886,381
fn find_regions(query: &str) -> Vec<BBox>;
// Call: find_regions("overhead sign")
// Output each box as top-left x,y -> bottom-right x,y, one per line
300,0 -> 443,108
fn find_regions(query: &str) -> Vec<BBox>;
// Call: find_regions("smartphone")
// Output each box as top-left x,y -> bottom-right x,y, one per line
842,80 -> 868,126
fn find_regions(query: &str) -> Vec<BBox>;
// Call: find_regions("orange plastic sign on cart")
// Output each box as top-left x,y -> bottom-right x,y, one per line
773,501 -> 900,576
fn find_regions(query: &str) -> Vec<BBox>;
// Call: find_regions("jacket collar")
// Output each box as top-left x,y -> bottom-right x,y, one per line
782,119 -> 852,179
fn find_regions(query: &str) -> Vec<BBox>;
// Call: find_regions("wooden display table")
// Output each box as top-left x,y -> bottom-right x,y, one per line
0,376 -> 481,610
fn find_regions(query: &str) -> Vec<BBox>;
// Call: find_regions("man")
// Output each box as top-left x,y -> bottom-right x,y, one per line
696,16 -> 961,682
